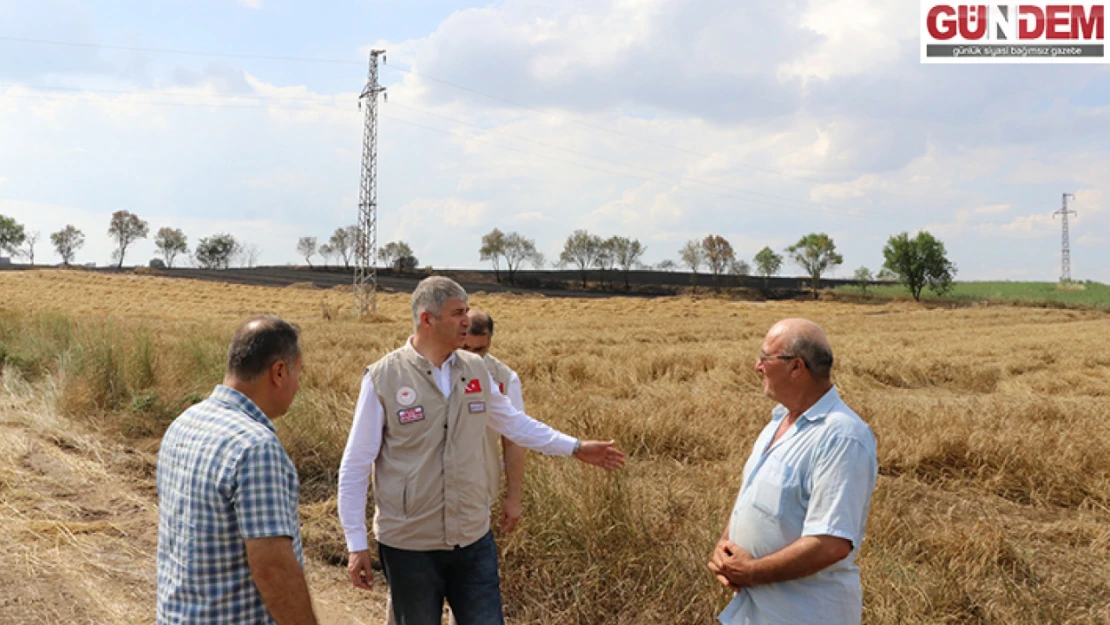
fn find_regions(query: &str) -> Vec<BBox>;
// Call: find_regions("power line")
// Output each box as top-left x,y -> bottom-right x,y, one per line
0,34 -> 918,197
0,86 -> 1015,227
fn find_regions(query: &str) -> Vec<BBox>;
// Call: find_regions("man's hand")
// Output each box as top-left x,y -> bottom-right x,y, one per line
707,539 -> 755,590
573,440 -> 625,471
500,496 -> 523,534
347,550 -> 374,591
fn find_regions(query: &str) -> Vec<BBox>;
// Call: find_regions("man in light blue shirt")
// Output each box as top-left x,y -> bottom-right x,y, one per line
709,318 -> 878,625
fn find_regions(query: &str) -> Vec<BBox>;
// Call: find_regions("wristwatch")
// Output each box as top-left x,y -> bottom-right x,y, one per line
572,439 -> 582,456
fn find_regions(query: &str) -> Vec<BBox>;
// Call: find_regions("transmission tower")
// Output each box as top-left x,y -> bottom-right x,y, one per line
1052,192 -> 1076,283
354,49 -> 387,316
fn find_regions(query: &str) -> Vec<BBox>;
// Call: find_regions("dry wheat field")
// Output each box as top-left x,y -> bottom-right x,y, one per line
1,269 -> 1110,624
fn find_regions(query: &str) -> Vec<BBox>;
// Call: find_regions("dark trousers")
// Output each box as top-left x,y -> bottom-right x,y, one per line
378,531 -> 504,625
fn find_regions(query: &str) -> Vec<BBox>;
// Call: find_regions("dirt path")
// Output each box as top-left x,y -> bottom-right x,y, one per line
0,373 -> 389,624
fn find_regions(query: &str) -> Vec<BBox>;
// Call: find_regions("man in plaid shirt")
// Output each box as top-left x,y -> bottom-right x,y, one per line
157,315 -> 318,624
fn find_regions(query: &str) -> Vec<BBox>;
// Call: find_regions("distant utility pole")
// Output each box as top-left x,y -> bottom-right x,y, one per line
1052,192 -> 1076,282
354,49 -> 387,316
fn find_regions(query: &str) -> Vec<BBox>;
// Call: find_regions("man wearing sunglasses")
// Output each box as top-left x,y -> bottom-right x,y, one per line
709,318 -> 877,625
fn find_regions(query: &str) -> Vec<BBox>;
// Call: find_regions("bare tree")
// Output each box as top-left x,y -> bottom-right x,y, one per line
108,210 -> 150,269
23,231 -> 40,265
154,227 -> 189,268
297,236 -> 317,269
51,225 -> 85,265
679,239 -> 705,292
237,242 -> 262,268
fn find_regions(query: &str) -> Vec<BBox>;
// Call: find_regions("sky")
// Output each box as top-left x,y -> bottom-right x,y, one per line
0,0 -> 1107,281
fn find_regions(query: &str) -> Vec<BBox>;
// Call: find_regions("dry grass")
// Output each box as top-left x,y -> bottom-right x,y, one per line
2,270 -> 1110,624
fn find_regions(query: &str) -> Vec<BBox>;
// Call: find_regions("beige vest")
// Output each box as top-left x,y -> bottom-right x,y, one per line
369,344 -> 493,550
482,354 -> 517,502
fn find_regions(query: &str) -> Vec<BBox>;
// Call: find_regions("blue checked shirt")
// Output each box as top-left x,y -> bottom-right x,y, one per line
157,385 -> 304,624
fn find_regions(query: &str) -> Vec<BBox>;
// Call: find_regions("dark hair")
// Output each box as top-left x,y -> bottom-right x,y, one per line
226,315 -> 301,380
468,311 -> 494,336
788,335 -> 834,380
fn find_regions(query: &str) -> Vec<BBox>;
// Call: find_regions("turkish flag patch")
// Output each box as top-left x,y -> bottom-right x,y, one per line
498,382 -> 505,395
465,378 -> 482,394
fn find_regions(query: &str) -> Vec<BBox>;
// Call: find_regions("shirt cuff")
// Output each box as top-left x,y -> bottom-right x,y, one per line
345,531 -> 369,553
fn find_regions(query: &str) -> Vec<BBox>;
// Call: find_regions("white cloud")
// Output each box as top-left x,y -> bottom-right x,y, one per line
974,204 -> 1010,215
2,0 -> 1110,284
238,0 -> 262,8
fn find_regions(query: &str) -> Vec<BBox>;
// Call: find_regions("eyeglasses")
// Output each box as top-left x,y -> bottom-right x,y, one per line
758,352 -> 798,363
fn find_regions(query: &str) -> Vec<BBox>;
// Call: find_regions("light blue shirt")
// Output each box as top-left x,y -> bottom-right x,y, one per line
719,386 -> 877,625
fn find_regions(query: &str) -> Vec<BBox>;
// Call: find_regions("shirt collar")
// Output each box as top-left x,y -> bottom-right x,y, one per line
404,335 -> 458,370
209,385 -> 276,433
771,385 -> 841,423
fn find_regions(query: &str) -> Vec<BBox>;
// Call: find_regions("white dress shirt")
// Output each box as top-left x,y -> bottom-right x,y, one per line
338,345 -> 577,552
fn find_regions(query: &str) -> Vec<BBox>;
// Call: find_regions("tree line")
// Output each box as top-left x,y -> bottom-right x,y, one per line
1,211 -> 956,301
0,212 -> 263,270
473,228 -> 955,301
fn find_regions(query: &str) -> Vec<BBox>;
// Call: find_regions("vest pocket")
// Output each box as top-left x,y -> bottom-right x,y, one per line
751,456 -> 797,517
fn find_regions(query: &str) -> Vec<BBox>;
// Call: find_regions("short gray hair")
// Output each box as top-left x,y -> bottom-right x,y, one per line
787,335 -> 834,380
411,276 -> 468,331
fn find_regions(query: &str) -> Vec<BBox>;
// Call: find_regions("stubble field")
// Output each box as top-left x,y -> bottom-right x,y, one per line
1,269 -> 1109,624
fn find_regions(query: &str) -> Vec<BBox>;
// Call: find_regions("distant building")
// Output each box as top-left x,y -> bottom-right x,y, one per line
0,257 -> 11,265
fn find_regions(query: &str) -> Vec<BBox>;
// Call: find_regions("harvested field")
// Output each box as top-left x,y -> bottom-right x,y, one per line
1,269 -> 1109,624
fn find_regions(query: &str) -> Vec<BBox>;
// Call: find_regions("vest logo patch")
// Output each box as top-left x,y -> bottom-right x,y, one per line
396,386 -> 417,406
398,406 -> 425,424
465,378 -> 482,394
468,401 -> 486,414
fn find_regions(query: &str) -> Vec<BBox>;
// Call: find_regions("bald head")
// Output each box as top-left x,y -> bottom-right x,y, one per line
467,309 -> 494,336
768,318 -> 834,380
226,314 -> 301,381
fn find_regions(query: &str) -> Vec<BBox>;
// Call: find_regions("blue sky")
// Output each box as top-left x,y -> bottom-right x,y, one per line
1,0 -> 1108,281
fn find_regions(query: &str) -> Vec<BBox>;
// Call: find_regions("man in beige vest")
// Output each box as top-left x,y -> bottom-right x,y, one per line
462,309 -> 527,536
338,276 -> 625,625
379,308 -> 527,625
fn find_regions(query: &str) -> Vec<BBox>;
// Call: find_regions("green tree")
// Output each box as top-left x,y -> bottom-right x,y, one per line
608,236 -> 646,291
50,225 -> 85,265
0,214 -> 27,257
679,239 -> 705,292
882,231 -> 957,301
786,233 -> 843,298
559,230 -> 604,288
753,246 -> 783,291
379,241 -> 416,272
729,259 -> 750,276
329,225 -> 358,269
854,266 -> 874,295
297,236 -> 317,268
479,228 -> 506,283
154,227 -> 189,268
195,234 -> 239,269
108,210 -> 150,269
702,234 -> 735,292
318,243 -> 335,268
502,232 -> 543,285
